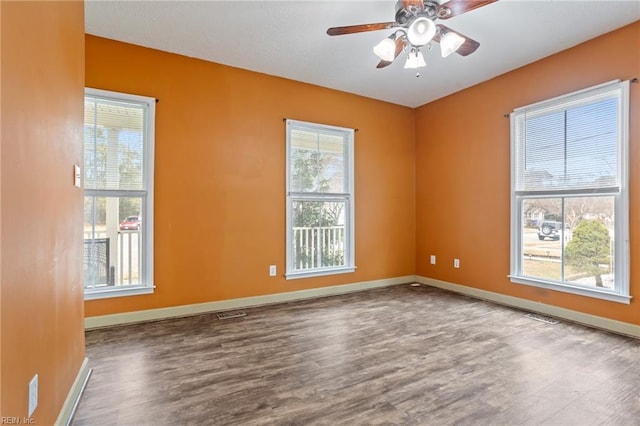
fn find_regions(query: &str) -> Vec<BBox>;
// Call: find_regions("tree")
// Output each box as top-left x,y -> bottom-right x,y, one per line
565,219 -> 611,287
564,197 -> 613,229
291,149 -> 327,228
523,198 -> 560,226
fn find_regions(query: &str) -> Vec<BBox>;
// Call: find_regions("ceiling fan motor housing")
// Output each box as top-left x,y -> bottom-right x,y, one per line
395,0 -> 441,24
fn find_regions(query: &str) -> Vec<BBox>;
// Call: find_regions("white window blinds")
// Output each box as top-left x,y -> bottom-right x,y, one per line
289,125 -> 349,195
512,81 -> 627,194
84,96 -> 147,191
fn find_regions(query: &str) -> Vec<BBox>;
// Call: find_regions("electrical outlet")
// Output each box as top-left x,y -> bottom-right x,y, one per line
28,374 -> 38,417
73,164 -> 81,188
454,258 -> 460,269
430,255 -> 436,265
269,265 -> 276,276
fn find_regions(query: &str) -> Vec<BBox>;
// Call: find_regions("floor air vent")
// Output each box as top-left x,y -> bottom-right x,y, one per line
217,310 -> 247,320
524,313 -> 559,325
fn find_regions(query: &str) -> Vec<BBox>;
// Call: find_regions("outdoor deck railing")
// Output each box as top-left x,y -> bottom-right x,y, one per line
292,226 -> 345,270
83,229 -> 141,288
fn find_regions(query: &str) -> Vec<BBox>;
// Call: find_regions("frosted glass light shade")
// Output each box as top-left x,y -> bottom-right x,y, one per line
373,37 -> 396,62
404,50 -> 426,69
406,17 -> 436,46
440,31 -> 465,57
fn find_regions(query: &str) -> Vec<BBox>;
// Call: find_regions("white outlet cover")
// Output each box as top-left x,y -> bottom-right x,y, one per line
269,265 -> 276,276
430,255 -> 436,265
28,374 -> 38,417
454,259 -> 460,268
74,164 -> 81,188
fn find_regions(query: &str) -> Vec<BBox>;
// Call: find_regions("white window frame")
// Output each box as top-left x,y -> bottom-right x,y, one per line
285,119 -> 355,279
509,80 -> 630,303
84,88 -> 155,300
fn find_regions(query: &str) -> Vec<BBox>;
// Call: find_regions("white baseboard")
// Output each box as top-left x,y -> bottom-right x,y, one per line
55,357 -> 91,426
85,274 -> 640,338
416,276 -> 640,339
85,276 -> 415,329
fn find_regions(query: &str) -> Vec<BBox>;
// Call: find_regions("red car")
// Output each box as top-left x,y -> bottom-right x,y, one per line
119,216 -> 141,231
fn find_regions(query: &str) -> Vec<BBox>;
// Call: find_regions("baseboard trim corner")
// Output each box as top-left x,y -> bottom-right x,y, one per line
55,357 -> 91,426
415,276 -> 640,339
85,275 -> 416,330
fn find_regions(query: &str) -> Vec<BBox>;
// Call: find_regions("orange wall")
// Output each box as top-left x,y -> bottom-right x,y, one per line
85,35 -> 416,317
0,0 -> 4,415
0,0 -> 3,415
1,1 -> 85,423
416,22 -> 640,325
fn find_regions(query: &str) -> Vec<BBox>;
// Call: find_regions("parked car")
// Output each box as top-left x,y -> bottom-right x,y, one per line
119,215 -> 141,231
537,221 -> 571,241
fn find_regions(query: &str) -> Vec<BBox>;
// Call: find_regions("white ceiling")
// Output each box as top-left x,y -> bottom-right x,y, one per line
85,1 -> 640,108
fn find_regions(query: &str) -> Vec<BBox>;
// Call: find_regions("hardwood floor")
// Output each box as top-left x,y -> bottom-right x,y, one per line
73,284 -> 640,425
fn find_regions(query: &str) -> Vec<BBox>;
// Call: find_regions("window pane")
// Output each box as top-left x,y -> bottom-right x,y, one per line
84,96 -> 145,191
291,200 -> 346,270
290,128 -> 346,193
521,198 -> 563,280
523,112 -> 565,191
290,142 -> 321,193
84,195 -> 143,289
318,134 -> 346,193
566,99 -> 618,188
520,196 -> 615,288
565,197 -> 615,289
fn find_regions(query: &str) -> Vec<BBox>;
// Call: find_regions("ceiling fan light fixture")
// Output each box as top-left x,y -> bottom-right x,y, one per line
406,16 -> 436,46
440,31 -> 465,57
404,49 -> 426,69
373,35 -> 397,62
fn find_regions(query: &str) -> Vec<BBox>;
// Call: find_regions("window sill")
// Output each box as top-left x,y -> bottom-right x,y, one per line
285,266 -> 356,280
84,285 -> 155,301
509,275 -> 631,304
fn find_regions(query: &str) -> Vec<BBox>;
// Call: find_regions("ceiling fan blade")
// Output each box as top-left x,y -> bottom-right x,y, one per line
436,0 -> 497,19
327,22 -> 398,36
455,37 -> 480,56
434,25 -> 480,56
376,37 -> 407,69
400,0 -> 425,12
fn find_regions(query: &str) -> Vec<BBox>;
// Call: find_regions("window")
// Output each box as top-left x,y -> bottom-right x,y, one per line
83,88 -> 155,299
286,119 -> 355,279
510,80 -> 630,303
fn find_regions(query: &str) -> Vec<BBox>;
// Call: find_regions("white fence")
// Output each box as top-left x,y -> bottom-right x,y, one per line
292,226 -> 345,270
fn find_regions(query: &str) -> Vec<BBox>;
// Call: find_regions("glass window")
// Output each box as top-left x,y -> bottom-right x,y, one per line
286,120 -> 355,279
510,80 -> 629,303
83,88 -> 155,299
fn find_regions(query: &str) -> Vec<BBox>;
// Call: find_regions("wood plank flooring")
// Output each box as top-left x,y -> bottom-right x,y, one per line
73,284 -> 640,425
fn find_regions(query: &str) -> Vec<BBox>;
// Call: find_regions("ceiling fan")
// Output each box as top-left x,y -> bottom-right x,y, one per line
327,0 -> 496,71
